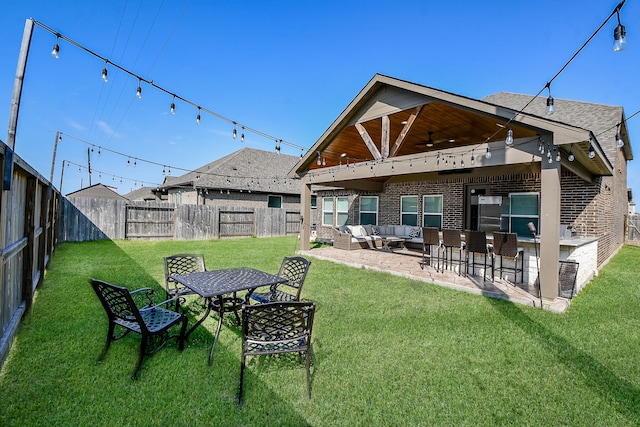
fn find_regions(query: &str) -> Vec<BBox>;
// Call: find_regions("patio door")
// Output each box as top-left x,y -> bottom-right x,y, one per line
465,185 -> 488,231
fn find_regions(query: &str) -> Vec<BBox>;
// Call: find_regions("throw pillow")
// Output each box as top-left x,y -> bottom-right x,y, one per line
371,225 -> 380,236
409,227 -> 421,238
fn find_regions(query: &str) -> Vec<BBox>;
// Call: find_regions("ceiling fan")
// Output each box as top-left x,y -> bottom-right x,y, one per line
423,131 -> 454,148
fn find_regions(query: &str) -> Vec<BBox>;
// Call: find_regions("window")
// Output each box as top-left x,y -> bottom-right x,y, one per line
501,193 -> 539,236
401,196 -> 419,226
423,195 -> 443,229
268,195 -> 282,208
359,196 -> 378,225
336,197 -> 349,226
322,197 -> 334,226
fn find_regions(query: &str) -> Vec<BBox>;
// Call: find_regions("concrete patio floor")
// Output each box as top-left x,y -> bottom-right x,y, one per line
298,245 -> 571,313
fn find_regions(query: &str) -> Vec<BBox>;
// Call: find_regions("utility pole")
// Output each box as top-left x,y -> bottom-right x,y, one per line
59,160 -> 65,194
50,131 -> 61,183
5,18 -> 35,191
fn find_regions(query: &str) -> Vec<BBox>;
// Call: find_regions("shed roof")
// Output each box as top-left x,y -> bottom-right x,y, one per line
66,183 -> 127,200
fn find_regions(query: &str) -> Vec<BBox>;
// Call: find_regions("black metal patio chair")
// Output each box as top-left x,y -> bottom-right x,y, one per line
239,301 -> 316,405
249,256 -> 311,304
89,279 -> 187,379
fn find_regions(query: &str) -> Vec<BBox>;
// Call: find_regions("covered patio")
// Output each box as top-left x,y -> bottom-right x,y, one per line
299,244 -> 572,312
292,74 -> 631,304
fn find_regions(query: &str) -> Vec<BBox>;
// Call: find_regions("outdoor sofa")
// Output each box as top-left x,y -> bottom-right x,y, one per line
333,224 -> 424,250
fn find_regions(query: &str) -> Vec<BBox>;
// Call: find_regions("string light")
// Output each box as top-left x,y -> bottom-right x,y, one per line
101,61 -> 108,83
615,124 -> 624,147
196,107 -> 201,124
170,96 -> 176,115
136,79 -> 142,99
613,5 -> 627,52
51,35 -> 60,58
545,83 -> 555,115
241,127 -> 245,143
505,128 -> 514,145
485,146 -> 492,159
233,123 -> 238,139
568,145 -> 575,162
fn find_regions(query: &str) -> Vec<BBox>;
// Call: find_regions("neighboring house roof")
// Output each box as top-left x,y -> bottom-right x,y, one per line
66,183 -> 128,200
160,147 -> 301,194
123,186 -> 165,201
483,92 -> 633,162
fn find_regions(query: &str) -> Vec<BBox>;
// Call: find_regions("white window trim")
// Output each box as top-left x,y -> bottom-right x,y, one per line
400,195 -> 419,226
359,196 -> 379,225
422,194 -> 443,228
336,196 -> 349,226
322,197 -> 334,226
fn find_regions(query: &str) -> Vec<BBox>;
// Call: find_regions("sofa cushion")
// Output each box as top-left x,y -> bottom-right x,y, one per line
349,225 -> 368,237
338,225 -> 351,234
378,225 -> 394,236
409,227 -> 421,238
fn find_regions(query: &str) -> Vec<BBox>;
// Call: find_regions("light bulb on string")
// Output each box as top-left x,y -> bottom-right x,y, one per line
616,125 -> 624,148
545,83 -> 555,115
505,128 -> 514,145
51,36 -> 60,58
485,146 -> 492,159
568,145 -> 575,162
196,107 -> 201,125
613,10 -> 627,52
555,149 -> 561,162
470,151 -> 475,165
101,62 -> 108,82
136,80 -> 142,99
233,123 -> 237,139
241,127 -> 245,143
170,96 -> 176,115
588,144 -> 596,159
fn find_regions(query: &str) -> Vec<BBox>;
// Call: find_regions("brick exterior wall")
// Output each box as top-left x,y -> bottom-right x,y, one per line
316,159 -> 628,268
168,189 -> 300,210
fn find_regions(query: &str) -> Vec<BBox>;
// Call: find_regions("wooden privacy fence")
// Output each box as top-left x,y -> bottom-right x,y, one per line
62,198 -> 301,241
627,214 -> 640,246
1,144 -> 60,369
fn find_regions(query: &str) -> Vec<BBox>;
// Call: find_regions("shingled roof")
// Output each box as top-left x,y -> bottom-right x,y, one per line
66,183 -> 128,200
483,92 -> 633,163
160,147 -> 300,194
123,186 -> 165,201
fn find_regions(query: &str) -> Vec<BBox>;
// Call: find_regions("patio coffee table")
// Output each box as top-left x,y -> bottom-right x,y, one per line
170,267 -> 287,365
380,236 -> 406,252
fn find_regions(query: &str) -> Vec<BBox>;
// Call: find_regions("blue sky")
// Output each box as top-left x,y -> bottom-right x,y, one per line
1,0 -> 638,197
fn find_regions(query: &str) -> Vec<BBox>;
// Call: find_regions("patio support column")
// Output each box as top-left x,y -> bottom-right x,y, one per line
539,159 -> 561,300
300,181 -> 312,251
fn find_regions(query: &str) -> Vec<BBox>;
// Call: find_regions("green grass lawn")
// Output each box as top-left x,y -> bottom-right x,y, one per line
1,236 -> 640,426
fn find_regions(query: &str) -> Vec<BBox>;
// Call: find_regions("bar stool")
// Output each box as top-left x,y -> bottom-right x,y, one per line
465,230 -> 491,281
492,232 -> 524,283
419,227 -> 441,270
439,229 -> 464,275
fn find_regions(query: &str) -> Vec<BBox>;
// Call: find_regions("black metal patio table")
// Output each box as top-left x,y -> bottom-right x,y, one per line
170,267 -> 287,365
